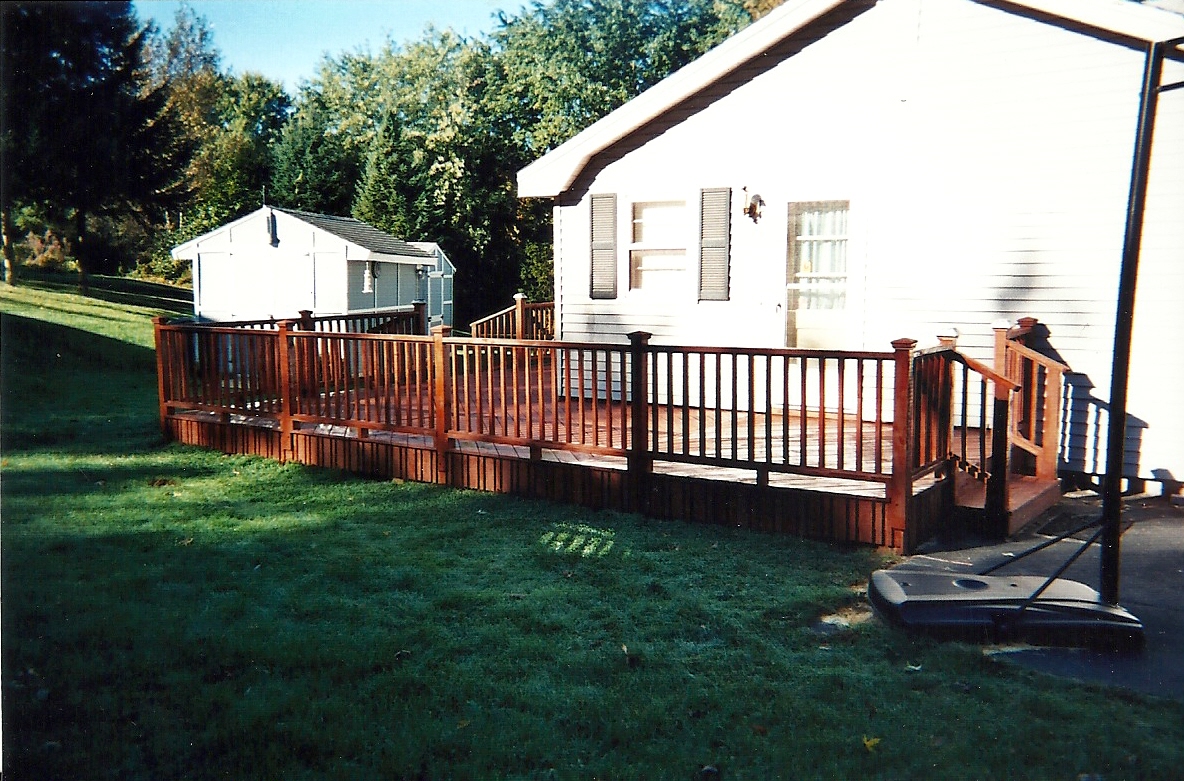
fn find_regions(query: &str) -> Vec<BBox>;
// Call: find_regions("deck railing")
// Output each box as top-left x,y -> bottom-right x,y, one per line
469,294 -> 555,340
645,344 -> 899,485
158,317 -> 1012,548
182,304 -> 427,336
997,319 -> 1068,482
155,319 -> 912,485
911,339 -> 1019,530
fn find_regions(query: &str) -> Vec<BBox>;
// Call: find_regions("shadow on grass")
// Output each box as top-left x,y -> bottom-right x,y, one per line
14,269 -> 192,314
2,311 -> 156,372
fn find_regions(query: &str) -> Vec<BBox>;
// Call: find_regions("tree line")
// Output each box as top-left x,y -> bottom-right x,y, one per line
2,0 -> 776,322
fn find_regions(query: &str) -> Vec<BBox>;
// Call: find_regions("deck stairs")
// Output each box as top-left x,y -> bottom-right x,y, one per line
938,318 -> 1069,539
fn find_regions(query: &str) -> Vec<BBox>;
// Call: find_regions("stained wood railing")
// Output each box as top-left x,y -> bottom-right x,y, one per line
469,294 -> 555,340
155,317 -> 949,549
996,319 -> 1068,482
911,340 -> 1020,530
185,304 -> 427,336
645,344 -> 900,485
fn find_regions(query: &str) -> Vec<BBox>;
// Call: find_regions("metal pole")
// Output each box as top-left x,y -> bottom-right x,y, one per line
1101,41 -> 1165,605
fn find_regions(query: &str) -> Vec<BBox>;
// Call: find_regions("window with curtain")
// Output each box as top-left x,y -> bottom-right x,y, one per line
788,201 -> 849,310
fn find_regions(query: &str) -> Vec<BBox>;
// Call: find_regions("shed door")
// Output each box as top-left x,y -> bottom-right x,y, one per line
786,201 -> 849,348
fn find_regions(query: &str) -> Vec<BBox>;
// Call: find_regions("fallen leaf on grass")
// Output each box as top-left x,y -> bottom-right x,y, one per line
176,537 -> 194,547
863,735 -> 882,752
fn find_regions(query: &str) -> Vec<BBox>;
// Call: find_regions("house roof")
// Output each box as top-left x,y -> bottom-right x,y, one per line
516,0 -> 1184,199
272,207 -> 433,259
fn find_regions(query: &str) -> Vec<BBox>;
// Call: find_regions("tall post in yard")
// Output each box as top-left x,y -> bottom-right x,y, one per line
432,325 -> 453,485
889,339 -> 916,551
628,331 -> 653,515
152,317 -> 171,440
276,320 -> 296,462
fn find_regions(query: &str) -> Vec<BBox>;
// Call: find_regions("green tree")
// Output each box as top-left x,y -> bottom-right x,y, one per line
0,2 -> 190,289
269,51 -> 382,215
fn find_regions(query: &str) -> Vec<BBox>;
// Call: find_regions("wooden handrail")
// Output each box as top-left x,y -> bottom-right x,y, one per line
469,295 -> 555,340
996,319 -> 1067,482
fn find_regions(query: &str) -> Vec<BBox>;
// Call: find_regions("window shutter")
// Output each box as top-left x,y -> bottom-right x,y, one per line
699,188 -> 731,301
590,193 -> 617,299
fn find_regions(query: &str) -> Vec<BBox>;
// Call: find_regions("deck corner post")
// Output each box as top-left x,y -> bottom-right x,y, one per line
298,309 -> 314,331
431,325 -> 454,485
986,383 -> 1011,535
513,293 -> 527,339
627,331 -> 653,515
152,316 -> 171,440
412,300 -> 427,335
889,338 -> 917,551
276,319 -> 297,462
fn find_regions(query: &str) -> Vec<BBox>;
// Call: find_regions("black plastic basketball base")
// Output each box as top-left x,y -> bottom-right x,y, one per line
869,570 -> 1145,651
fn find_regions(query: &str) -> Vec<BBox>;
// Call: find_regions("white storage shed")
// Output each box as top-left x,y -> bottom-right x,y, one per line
171,206 -> 455,328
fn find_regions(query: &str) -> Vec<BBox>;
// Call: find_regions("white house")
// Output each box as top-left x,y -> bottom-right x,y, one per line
172,206 -> 456,328
517,0 -> 1184,490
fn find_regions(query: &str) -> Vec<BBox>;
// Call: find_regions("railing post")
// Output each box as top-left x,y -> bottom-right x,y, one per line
276,319 -> 297,462
412,300 -> 427,335
298,309 -> 314,332
986,381 -> 1011,535
513,293 -> 527,340
152,316 -> 171,440
993,321 -> 1010,381
889,339 -> 917,551
628,331 -> 653,515
1038,364 -> 1063,482
432,325 -> 453,485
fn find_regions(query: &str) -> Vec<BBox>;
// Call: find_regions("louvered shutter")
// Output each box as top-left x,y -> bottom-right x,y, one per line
590,194 -> 617,299
699,188 -> 731,301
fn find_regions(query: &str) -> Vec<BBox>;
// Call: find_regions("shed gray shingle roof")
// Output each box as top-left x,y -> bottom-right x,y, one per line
274,207 -> 433,259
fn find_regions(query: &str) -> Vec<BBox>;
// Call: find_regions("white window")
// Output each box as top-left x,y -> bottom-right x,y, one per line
629,200 -> 686,291
789,202 -> 848,310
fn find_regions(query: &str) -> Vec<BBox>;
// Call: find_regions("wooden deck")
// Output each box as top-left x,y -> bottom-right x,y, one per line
155,314 -> 1067,552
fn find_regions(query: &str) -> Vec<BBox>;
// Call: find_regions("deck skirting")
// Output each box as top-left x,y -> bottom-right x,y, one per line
166,413 -> 917,548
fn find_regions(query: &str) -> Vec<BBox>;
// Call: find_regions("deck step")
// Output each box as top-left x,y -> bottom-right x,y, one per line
953,472 -> 1062,536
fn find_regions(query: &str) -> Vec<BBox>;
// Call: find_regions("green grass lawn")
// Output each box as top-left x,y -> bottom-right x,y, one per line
3,279 -> 1183,780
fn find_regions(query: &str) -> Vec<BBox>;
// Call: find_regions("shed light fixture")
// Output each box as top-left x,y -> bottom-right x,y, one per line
363,261 -> 377,293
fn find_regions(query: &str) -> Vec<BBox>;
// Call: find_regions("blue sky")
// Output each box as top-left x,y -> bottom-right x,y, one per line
134,0 -> 515,91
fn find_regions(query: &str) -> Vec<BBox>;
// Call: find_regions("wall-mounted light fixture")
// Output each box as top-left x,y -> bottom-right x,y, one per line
742,188 -> 765,223
363,260 -> 377,293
